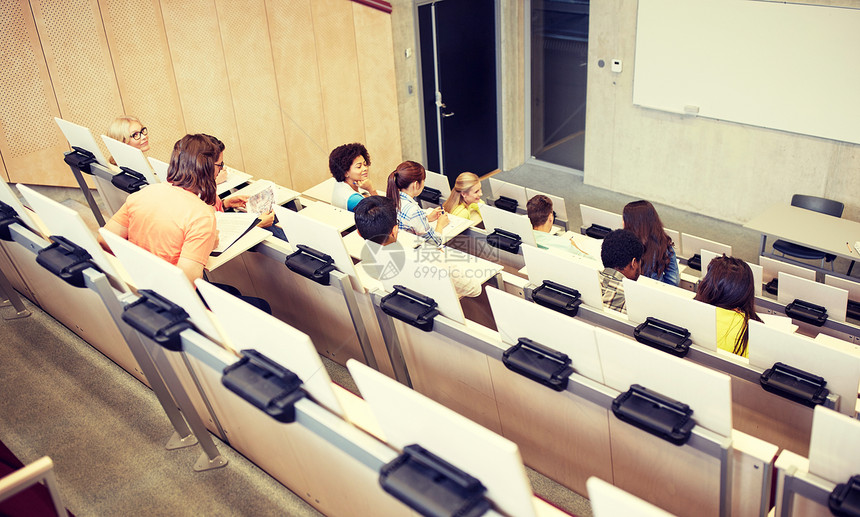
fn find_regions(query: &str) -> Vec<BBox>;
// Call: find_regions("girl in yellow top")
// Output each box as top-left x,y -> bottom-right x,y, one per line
442,172 -> 484,225
694,255 -> 762,358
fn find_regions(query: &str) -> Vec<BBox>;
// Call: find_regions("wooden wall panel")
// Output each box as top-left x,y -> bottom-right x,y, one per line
267,1 -> 329,191
98,0 -> 185,162
31,0 -> 122,185
160,0 -> 243,170
0,0 -> 70,185
2,0 -> 402,192
215,0 -> 292,186
353,4 -> 403,182
312,0 -> 366,154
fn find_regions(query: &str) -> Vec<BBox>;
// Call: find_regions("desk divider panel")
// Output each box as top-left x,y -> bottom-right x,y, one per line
424,170 -> 452,198
760,256 -> 816,283
594,328 -> 732,436
177,335 -> 414,517
808,406 -> 860,484
487,287 -> 603,384
825,275 -> 860,303
595,328 -> 731,516
147,157 -> 169,183
580,205 -> 622,231
0,181 -> 39,242
488,178 -> 528,207
195,280 -> 345,418
229,244 -> 384,371
624,277 -> 718,352
482,204 -> 537,248
100,230 -> 221,341
748,321 -> 860,416
664,228 -> 681,255
100,136 -> 160,186
18,185 -> 123,284
777,272 -> 848,323
523,244 -> 605,309
378,250 -> 465,325
587,477 -> 676,517
54,117 -> 111,167
274,205 -> 363,291
348,360 -> 539,517
680,233 -> 731,260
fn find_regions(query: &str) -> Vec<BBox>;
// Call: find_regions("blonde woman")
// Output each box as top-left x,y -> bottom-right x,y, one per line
106,116 -> 150,165
442,172 -> 484,224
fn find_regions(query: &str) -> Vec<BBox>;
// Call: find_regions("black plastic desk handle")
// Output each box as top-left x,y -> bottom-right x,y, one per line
611,384 -> 695,446
502,338 -> 574,391
532,280 -> 582,318
284,244 -> 337,285
222,349 -> 306,424
633,317 -> 692,357
829,474 -> 860,517
380,285 -> 440,332
759,361 -> 829,408
379,444 -> 491,517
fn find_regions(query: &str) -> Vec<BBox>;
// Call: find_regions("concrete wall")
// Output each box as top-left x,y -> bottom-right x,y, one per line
584,0 -> 860,223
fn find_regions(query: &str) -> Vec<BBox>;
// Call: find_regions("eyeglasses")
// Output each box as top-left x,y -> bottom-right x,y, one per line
130,127 -> 148,140
214,162 -> 225,171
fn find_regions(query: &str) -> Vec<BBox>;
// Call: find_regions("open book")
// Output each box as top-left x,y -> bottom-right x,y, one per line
211,212 -> 259,256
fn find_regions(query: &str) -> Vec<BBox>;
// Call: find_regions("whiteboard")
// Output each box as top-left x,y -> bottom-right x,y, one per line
634,0 -> 860,144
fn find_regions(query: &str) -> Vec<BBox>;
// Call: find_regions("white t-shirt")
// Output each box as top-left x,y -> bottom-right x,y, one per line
331,180 -> 367,211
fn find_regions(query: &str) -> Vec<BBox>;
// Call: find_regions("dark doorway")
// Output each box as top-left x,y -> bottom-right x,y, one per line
530,0 -> 590,171
418,0 -> 498,186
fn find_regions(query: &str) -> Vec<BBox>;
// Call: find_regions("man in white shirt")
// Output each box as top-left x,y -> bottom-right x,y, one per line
527,194 -> 594,260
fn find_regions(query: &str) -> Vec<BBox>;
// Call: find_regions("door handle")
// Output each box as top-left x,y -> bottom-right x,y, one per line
441,111 -> 455,118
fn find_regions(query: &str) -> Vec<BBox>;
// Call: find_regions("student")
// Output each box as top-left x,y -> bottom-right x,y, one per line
329,143 -> 378,211
694,255 -> 762,358
106,116 -> 229,184
106,116 -> 151,166
102,134 -> 270,312
526,195 -> 592,259
443,172 -> 484,224
386,161 -> 448,245
599,229 -> 645,314
622,200 -> 679,286
354,196 -> 480,298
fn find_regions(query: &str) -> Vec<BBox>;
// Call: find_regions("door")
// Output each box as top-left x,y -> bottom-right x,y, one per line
418,0 -> 498,184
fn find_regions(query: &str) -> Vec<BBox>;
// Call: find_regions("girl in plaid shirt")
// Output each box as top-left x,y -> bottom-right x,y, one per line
386,161 -> 449,245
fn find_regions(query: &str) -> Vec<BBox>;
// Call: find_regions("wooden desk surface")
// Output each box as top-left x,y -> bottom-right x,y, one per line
744,204 -> 860,261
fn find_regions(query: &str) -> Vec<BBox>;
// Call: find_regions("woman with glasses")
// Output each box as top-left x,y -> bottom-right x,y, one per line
105,116 -> 229,184
106,116 -> 150,166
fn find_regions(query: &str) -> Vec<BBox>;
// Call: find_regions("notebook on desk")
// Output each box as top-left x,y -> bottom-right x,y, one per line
439,212 -> 476,243
211,212 -> 260,256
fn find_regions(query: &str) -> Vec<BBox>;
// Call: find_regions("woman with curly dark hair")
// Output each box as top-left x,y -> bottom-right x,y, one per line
695,255 -> 762,358
329,142 -> 378,211
622,200 -> 679,286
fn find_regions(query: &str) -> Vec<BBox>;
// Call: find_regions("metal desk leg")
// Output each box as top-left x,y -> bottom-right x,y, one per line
66,164 -> 105,227
0,265 -> 30,319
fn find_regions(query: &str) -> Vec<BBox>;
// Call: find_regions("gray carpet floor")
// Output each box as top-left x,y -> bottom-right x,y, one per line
0,296 -> 323,517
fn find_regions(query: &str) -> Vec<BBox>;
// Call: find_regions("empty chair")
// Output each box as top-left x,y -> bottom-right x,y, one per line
772,194 -> 843,270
